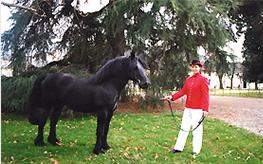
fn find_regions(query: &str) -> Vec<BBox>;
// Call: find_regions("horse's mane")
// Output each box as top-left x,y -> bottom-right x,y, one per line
88,56 -> 129,84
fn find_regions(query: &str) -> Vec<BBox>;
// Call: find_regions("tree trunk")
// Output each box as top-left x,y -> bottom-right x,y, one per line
218,74 -> 224,89
230,63 -> 236,89
255,81 -> 258,90
243,80 -> 247,88
230,75 -> 234,89
107,25 -> 126,57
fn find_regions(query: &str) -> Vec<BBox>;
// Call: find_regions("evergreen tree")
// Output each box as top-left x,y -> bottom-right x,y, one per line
230,0 -> 263,89
1,0 -> 238,91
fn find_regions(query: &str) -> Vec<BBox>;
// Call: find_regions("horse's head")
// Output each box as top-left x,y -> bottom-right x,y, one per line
128,52 -> 151,89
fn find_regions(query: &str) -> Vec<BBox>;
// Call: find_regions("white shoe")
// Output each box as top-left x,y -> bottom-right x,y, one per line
192,152 -> 197,159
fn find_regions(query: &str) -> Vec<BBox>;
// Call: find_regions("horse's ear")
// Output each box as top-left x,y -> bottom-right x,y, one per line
138,56 -> 149,69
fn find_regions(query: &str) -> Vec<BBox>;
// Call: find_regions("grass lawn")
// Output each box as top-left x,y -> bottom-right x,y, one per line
2,113 -> 263,163
210,89 -> 263,98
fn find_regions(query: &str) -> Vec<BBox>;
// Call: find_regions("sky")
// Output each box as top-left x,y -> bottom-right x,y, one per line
0,1 -> 12,34
224,25 -> 245,62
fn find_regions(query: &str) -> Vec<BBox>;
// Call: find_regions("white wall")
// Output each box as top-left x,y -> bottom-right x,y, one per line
206,72 -> 263,89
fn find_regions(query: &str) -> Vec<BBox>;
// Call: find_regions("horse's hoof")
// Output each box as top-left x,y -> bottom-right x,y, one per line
34,139 -> 46,147
102,144 -> 111,151
48,137 -> 61,146
93,148 -> 106,155
93,149 -> 100,155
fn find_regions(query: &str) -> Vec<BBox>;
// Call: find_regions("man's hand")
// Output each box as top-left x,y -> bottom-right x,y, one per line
203,111 -> 208,117
161,95 -> 172,101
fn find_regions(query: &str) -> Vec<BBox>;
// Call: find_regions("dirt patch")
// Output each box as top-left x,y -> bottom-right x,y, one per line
209,96 -> 263,136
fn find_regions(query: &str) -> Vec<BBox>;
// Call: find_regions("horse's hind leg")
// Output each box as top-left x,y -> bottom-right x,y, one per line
34,108 -> 49,146
48,105 -> 63,146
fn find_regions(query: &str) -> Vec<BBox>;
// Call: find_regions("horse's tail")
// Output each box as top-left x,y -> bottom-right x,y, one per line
27,74 -> 47,125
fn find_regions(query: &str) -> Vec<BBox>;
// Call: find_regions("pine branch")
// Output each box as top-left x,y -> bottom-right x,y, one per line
1,2 -> 46,18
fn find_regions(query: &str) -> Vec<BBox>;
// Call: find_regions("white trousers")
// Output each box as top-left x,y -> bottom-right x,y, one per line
174,108 -> 203,154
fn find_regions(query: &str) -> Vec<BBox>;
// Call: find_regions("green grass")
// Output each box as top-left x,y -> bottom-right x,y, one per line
210,89 -> 263,98
2,113 -> 263,163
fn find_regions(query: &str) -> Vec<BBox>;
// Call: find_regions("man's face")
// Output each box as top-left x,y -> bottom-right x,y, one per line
190,64 -> 201,74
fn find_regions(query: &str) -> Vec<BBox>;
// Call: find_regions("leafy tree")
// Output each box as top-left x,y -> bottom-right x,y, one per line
230,0 -> 263,89
228,54 -> 238,89
1,0 -> 238,97
205,48 -> 232,89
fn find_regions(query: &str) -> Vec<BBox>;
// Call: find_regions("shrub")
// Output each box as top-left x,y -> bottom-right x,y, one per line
2,75 -> 37,113
1,65 -> 90,114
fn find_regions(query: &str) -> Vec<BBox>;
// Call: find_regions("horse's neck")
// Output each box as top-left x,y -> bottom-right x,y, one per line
105,78 -> 129,94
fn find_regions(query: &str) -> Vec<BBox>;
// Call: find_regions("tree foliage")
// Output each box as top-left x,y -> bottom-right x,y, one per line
205,48 -> 235,89
1,0 -> 238,95
230,0 -> 263,87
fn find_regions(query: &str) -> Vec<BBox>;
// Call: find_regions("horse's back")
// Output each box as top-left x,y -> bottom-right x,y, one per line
40,73 -> 76,105
43,73 -> 75,87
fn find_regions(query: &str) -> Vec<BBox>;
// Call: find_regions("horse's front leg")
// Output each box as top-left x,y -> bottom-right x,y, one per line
93,111 -> 107,155
102,110 -> 113,151
48,105 -> 63,146
34,108 -> 49,146
34,123 -> 46,146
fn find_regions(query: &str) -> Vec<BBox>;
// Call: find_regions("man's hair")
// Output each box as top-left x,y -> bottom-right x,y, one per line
190,60 -> 203,67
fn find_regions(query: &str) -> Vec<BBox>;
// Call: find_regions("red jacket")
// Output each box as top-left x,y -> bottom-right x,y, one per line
171,73 -> 210,112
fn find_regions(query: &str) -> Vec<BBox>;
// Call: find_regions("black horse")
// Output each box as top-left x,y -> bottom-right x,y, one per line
27,51 -> 150,154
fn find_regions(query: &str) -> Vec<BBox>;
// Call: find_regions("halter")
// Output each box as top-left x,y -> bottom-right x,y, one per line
165,99 -> 205,132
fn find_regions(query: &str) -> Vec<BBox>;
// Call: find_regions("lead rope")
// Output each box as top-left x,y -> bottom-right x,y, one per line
165,99 -> 205,132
